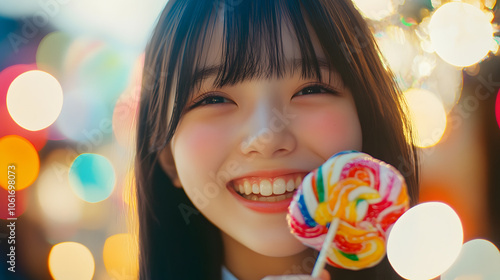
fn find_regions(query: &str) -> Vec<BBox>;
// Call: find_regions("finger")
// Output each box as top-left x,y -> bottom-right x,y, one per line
261,270 -> 330,280
319,269 -> 331,280
261,275 -> 313,280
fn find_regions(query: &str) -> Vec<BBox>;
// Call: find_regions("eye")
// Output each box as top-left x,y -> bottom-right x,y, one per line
293,84 -> 338,97
188,93 -> 235,109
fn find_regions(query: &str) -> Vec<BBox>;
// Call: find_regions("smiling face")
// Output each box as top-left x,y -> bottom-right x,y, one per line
160,17 -> 363,258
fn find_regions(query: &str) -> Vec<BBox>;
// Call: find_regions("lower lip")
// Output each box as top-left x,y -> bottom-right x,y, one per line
227,186 -> 295,213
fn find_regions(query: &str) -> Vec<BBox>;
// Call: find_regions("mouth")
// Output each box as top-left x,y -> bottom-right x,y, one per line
231,174 -> 304,201
227,172 -> 308,213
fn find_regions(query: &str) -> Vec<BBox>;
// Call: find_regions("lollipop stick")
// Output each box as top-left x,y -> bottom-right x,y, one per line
311,217 -> 340,277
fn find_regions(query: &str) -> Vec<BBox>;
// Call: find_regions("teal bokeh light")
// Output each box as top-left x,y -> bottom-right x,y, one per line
69,153 -> 116,203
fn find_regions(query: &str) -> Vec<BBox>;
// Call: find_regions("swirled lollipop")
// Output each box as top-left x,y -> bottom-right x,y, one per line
287,150 -> 410,273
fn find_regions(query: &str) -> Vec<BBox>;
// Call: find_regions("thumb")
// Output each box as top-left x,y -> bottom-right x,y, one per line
318,269 -> 330,280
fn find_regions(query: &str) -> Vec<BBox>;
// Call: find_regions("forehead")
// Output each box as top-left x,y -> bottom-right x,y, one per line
192,11 -> 329,86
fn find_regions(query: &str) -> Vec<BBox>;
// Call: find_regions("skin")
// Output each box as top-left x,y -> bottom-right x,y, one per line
159,17 -> 362,280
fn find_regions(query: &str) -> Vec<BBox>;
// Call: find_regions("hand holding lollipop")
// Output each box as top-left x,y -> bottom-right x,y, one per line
287,150 -> 410,275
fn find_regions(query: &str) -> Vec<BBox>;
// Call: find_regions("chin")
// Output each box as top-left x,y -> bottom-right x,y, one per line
248,235 -> 310,257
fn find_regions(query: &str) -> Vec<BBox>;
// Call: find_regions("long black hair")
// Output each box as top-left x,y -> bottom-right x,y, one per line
135,0 -> 419,279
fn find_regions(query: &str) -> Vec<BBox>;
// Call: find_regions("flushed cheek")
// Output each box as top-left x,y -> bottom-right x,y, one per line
173,122 -> 234,180
297,107 -> 362,157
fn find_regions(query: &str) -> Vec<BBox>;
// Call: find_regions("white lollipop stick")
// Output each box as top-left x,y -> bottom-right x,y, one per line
311,217 -> 340,277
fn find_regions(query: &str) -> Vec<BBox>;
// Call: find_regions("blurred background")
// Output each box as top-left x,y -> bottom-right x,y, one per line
0,0 -> 499,279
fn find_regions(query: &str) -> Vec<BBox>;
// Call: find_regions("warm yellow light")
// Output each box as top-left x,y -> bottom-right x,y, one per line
403,88 -> 447,148
376,25 -> 417,78
103,233 -> 139,279
485,0 -> 497,10
6,70 -> 63,131
352,0 -> 397,20
48,242 -> 95,280
429,2 -> 494,67
0,135 -> 39,191
387,202 -> 463,280
122,169 -> 136,206
36,149 -> 83,224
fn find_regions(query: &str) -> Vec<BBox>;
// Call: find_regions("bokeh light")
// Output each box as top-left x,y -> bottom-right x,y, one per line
485,0 -> 497,10
68,153 -> 116,203
0,0 -> 40,17
55,89 -> 110,143
48,242 -> 95,280
403,88 -> 447,148
0,64 -> 49,150
376,25 -> 417,90
122,169 -> 136,206
75,44 -> 133,103
36,32 -> 74,80
36,149 -> 83,225
51,0 -> 168,49
423,56 -> 463,113
0,64 -> 37,106
0,135 -> 40,191
352,0 -> 397,21
112,54 -> 142,148
387,202 -> 463,280
103,233 -> 139,279
429,2 -> 494,67
6,70 -> 63,131
441,239 -> 500,280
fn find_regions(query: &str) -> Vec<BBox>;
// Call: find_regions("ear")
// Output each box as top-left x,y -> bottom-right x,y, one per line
158,146 -> 182,188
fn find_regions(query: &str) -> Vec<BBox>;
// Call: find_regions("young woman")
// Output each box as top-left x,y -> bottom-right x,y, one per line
135,0 -> 419,279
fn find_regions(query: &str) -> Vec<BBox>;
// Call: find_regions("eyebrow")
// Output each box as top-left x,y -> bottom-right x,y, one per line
191,57 -> 333,88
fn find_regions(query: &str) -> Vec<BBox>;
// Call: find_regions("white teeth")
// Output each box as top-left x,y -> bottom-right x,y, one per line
273,178 -> 286,195
244,181 -> 252,195
252,183 -> 259,194
260,180 -> 273,196
286,179 -> 295,192
295,177 -> 301,189
234,174 -> 305,196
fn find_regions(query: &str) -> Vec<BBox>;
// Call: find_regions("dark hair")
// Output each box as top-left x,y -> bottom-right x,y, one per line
135,0 -> 419,279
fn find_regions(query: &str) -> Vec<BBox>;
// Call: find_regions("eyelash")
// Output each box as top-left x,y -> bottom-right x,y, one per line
188,92 -> 234,109
188,84 -> 338,109
293,84 -> 339,97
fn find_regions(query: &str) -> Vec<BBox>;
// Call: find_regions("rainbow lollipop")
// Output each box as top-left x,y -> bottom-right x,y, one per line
287,150 -> 410,274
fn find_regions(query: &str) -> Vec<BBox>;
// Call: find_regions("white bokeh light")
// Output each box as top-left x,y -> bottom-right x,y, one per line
51,0 -> 168,50
387,202 -> 463,280
352,0 -> 398,21
441,239 -> 500,280
403,88 -> 447,148
6,70 -> 64,131
429,2 -> 494,67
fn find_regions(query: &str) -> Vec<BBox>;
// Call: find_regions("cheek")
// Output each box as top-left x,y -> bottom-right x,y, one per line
172,122 -> 232,177
297,106 -> 362,156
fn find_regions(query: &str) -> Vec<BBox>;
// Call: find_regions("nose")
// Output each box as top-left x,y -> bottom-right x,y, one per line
240,104 -> 297,158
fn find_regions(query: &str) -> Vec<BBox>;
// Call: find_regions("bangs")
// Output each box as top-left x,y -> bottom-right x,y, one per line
186,0 -> 326,90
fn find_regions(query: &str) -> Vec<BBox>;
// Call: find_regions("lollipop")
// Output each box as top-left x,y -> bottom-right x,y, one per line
287,150 -> 410,273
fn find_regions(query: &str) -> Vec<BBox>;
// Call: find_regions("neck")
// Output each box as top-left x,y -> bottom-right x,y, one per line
221,232 -> 318,280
